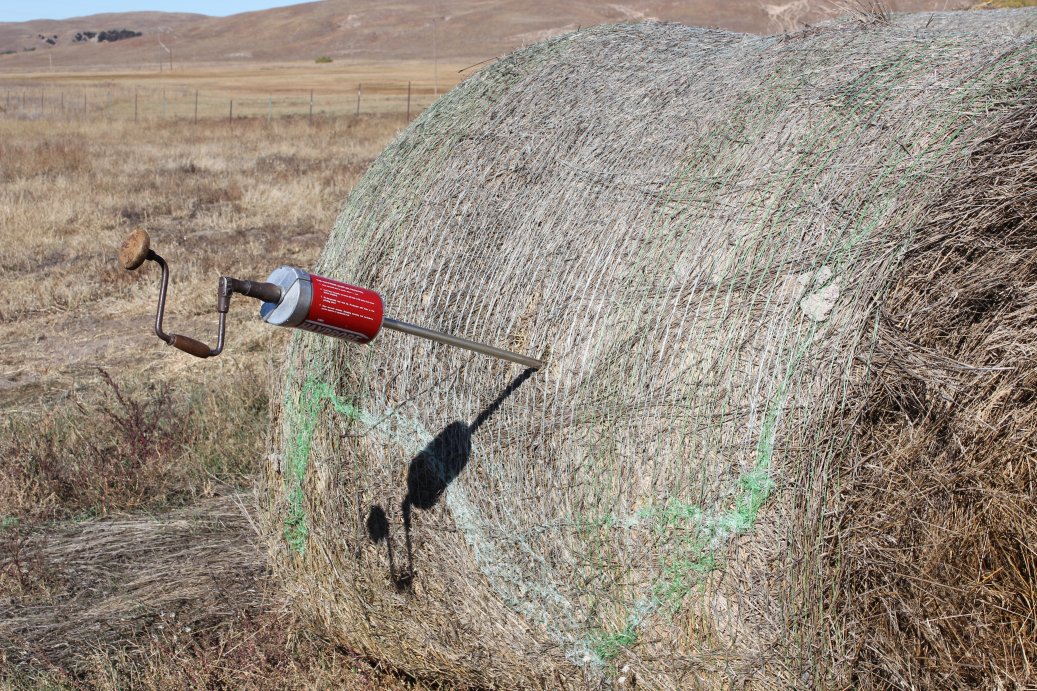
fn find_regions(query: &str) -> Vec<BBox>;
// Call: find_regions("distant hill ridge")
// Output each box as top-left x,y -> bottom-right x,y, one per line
0,0 -> 976,69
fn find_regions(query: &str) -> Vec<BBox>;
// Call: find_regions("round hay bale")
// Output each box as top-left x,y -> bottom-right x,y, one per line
258,20 -> 1037,689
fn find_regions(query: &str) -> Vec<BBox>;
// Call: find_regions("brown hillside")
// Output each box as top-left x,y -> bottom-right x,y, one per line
0,0 -> 975,72
0,12 -> 203,63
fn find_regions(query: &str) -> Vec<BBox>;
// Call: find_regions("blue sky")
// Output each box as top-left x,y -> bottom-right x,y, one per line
0,1 -> 304,23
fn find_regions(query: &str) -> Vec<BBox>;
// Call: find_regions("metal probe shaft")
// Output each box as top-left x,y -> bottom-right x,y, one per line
382,317 -> 545,370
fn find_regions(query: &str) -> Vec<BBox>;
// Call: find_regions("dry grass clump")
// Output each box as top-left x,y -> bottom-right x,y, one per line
832,107 -> 1037,688
0,497 -> 418,691
259,18 -> 1037,690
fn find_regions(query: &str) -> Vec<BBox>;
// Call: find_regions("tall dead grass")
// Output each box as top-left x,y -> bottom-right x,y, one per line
0,497 -> 419,691
0,112 -> 398,522
830,105 -> 1037,689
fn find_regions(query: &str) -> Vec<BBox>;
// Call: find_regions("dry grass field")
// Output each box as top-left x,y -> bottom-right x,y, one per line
0,61 -> 463,120
0,63 -> 454,689
4,3 -> 1037,687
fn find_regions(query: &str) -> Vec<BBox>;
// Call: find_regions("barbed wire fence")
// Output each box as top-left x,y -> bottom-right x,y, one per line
0,80 -> 447,123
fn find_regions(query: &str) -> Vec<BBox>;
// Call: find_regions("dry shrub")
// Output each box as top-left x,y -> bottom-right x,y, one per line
0,369 -> 267,522
0,525 -> 59,603
0,371 -> 185,520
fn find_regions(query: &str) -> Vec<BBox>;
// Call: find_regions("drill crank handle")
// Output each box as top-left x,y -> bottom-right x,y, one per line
151,251 -> 226,358
119,228 -> 283,359
120,228 -> 544,367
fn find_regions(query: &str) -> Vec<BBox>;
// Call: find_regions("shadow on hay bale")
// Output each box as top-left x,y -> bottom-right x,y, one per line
366,368 -> 535,592
259,14 -> 1037,690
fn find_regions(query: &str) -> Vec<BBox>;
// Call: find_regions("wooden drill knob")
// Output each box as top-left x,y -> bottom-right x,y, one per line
118,228 -> 151,270
169,334 -> 213,358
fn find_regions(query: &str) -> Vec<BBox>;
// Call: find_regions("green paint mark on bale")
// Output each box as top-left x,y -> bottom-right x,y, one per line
592,620 -> 639,662
282,377 -> 364,554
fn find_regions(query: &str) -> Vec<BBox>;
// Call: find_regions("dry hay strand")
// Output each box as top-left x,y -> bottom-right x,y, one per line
258,18 -> 1037,689
0,495 -> 265,671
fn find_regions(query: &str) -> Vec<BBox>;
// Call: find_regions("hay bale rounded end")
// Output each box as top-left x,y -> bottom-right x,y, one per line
258,19 -> 1037,689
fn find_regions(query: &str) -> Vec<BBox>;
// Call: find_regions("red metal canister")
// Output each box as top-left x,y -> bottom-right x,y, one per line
301,273 -> 384,343
260,267 -> 383,344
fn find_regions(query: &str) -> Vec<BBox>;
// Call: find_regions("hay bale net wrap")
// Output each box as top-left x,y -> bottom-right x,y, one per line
887,7 -> 1037,35
821,8 -> 1037,36
259,21 -> 1037,689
